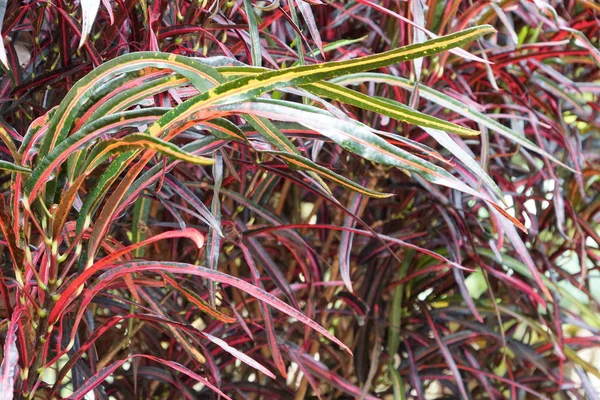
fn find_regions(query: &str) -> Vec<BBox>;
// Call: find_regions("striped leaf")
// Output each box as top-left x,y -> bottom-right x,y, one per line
213,65 -> 481,137
264,151 -> 391,198
245,114 -> 332,193
83,133 -> 215,173
38,52 -> 222,160
217,100 -> 487,196
139,26 -> 495,140
0,161 -> 30,174
24,109 -> 166,201
331,72 -> 573,170
218,100 -> 525,230
305,81 -> 479,136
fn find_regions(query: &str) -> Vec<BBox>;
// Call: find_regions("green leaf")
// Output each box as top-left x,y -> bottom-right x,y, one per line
0,161 -> 31,174
331,72 -> 574,171
243,0 -> 262,67
263,151 -> 392,198
304,82 -> 479,136
141,25 -> 495,141
83,133 -> 215,173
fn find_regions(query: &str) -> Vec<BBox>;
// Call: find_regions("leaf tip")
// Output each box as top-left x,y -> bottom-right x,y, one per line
479,24 -> 497,35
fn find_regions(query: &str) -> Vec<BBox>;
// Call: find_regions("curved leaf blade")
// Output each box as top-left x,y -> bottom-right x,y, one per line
332,73 -> 574,170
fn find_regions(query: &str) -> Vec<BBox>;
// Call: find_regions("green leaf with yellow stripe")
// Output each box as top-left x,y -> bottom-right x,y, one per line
0,161 -> 31,174
304,82 -> 479,137
39,52 -> 222,160
331,72 -> 573,170
84,133 -> 215,173
141,25 -> 495,140
263,151 -> 392,198
215,65 -> 480,137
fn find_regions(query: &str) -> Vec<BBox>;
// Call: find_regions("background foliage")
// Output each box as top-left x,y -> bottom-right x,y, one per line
0,0 -> 599,399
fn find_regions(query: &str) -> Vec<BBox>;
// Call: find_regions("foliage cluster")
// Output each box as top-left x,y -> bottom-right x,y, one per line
0,0 -> 598,399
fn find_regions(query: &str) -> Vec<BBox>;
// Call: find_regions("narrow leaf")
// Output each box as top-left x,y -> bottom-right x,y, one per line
332,73 -> 574,170
0,161 -> 30,174
202,332 -> 276,379
79,0 -> 101,49
84,133 -> 215,173
264,151 -> 392,198
0,307 -> 21,400
243,0 -> 262,66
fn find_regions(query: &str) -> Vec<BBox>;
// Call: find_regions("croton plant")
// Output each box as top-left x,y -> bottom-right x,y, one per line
0,0 -> 598,399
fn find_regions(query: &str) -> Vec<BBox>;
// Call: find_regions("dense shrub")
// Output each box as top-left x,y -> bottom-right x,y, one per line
0,0 -> 598,399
